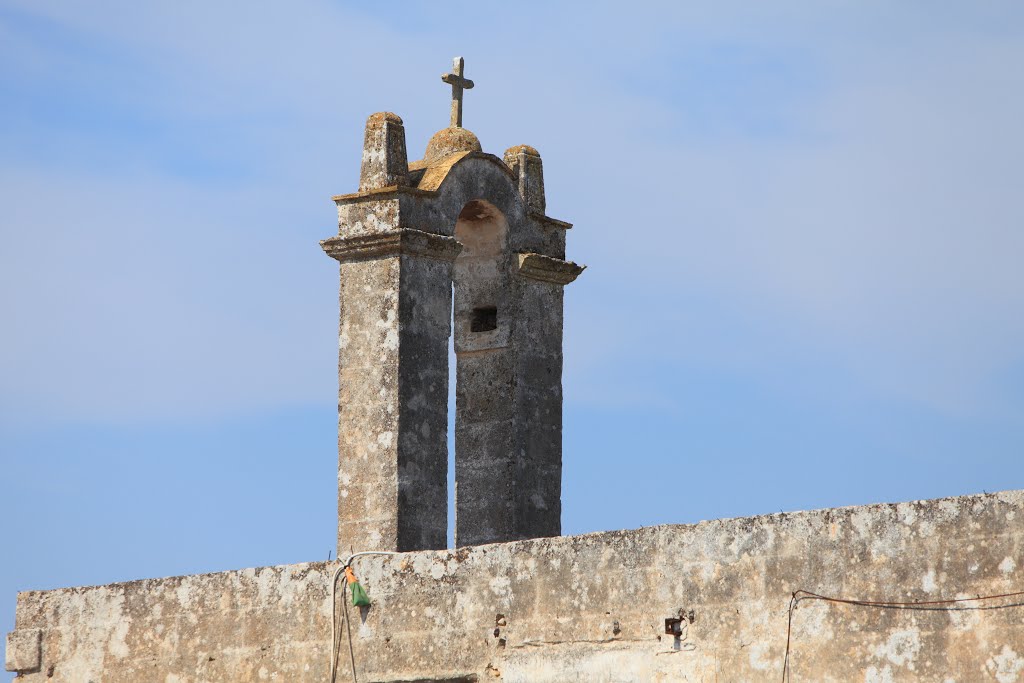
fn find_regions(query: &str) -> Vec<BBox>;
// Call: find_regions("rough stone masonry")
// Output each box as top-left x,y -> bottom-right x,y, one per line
6,58 -> 1023,682
6,493 -> 1024,681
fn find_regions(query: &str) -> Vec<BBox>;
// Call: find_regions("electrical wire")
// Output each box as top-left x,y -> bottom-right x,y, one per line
329,551 -> 399,683
780,588 -> 1024,682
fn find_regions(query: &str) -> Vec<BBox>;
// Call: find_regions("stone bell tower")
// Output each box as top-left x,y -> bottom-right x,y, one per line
322,57 -> 583,554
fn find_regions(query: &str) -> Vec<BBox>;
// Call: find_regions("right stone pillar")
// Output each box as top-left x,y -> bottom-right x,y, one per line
453,145 -> 585,547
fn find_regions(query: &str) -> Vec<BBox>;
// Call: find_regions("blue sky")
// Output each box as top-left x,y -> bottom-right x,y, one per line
2,0 -> 1023,658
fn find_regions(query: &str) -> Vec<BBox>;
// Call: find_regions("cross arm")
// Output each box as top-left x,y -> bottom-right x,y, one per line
441,74 -> 474,89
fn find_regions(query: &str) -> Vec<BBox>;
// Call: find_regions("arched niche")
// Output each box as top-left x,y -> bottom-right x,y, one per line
453,199 -> 511,353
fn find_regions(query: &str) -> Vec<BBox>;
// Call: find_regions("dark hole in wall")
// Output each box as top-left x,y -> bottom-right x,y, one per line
470,306 -> 497,332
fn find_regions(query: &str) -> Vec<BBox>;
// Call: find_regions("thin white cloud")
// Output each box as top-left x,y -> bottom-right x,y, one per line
1,1 -> 1022,424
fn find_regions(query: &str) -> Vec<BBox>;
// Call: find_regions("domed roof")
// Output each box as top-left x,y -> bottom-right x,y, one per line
504,144 -> 540,157
423,126 -> 482,163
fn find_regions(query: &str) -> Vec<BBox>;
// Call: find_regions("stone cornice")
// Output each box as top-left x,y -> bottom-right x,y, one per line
321,229 -> 463,263
331,185 -> 431,204
530,212 -> 572,230
516,252 -> 586,285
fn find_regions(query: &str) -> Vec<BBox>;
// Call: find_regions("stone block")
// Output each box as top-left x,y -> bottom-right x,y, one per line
5,629 -> 41,673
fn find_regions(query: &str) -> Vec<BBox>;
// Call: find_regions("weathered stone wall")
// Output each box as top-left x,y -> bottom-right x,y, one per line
9,490 -> 1023,682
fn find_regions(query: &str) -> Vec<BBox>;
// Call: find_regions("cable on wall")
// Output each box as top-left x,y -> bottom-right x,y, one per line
780,588 -> 1024,682
329,551 -> 399,683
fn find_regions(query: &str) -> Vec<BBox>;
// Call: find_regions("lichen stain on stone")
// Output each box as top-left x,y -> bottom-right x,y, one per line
423,127 -> 482,163
872,629 -> 922,669
865,664 -> 896,683
921,568 -> 938,593
987,644 -> 1024,683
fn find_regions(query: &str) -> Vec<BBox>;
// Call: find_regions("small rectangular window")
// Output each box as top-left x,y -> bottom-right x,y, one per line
470,306 -> 498,332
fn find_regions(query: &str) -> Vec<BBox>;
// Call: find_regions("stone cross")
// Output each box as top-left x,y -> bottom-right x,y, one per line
441,56 -> 474,128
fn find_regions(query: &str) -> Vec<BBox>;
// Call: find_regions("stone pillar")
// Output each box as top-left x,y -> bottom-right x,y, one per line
454,248 -> 582,546
451,149 -> 584,547
359,112 -> 409,192
322,230 -> 460,554
452,200 -> 516,546
324,112 -> 459,554
504,145 -> 545,214
511,253 -> 582,540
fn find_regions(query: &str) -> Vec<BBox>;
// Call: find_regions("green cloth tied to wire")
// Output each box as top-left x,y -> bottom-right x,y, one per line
344,565 -> 372,607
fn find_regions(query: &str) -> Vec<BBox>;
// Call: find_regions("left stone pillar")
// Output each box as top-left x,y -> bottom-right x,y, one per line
322,113 -> 461,555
